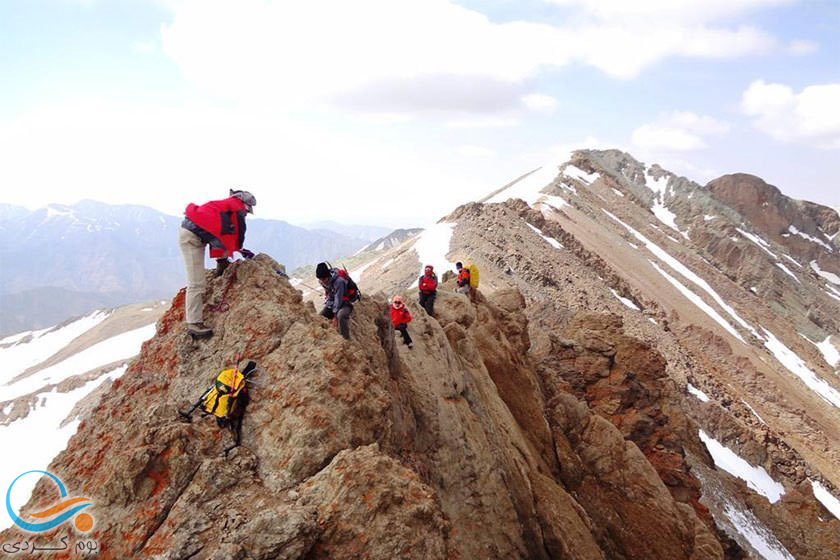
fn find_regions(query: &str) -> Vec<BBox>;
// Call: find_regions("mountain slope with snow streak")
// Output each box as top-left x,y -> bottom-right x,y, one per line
352,148 -> 839,560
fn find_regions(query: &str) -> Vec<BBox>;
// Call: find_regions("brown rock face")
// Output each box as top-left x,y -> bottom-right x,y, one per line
536,312 -> 718,540
707,173 -> 839,258
1,255 -> 724,559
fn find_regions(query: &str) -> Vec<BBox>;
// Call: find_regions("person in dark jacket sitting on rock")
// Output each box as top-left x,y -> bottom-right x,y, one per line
418,264 -> 438,316
316,262 -> 353,340
390,295 -> 413,348
455,261 -> 471,295
179,189 -> 256,338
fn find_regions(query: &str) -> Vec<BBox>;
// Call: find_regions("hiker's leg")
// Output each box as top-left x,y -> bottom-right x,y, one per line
337,305 -> 352,339
179,228 -> 206,324
397,325 -> 412,345
426,293 -> 436,315
320,307 -> 335,320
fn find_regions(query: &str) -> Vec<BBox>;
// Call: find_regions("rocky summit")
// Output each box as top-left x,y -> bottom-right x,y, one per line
3,148 -> 839,560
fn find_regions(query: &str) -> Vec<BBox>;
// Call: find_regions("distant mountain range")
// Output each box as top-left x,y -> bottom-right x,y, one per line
0,200 -> 374,335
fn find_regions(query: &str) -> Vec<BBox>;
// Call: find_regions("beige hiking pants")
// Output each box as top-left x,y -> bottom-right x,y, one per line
178,228 -> 207,324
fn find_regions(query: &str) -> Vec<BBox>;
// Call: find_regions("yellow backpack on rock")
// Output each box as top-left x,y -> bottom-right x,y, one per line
202,368 -> 246,419
468,264 -> 480,289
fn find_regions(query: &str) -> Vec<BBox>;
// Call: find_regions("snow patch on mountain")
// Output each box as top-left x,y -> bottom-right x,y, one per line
788,225 -> 833,251
563,164 -> 600,185
687,383 -> 710,402
603,209 -> 757,340
811,480 -> 840,520
722,503 -> 795,560
775,263 -> 800,283
762,328 -> 840,408
736,228 -> 778,259
699,430 -> 785,503
0,311 -> 109,385
742,400 -> 767,424
411,223 -> 456,283
650,261 -> 745,342
609,288 -> 640,310
486,164 -> 561,205
0,323 -> 156,403
810,260 -> 840,285
526,224 -> 563,250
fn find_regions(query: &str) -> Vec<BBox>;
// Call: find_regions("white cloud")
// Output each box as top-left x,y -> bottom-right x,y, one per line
522,93 -> 558,114
0,98 -> 487,225
742,80 -> 840,149
632,111 -> 730,151
544,0 -> 796,23
787,39 -> 818,55
456,145 -> 496,157
443,116 -> 520,128
158,0 -> 783,115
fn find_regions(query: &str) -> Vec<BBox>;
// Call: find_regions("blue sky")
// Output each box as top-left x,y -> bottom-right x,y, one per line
1,0 -> 838,227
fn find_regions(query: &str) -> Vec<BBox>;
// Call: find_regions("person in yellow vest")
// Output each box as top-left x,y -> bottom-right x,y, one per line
455,262 -> 471,295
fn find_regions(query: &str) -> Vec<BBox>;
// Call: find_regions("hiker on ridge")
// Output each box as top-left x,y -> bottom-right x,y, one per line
418,264 -> 438,316
455,261 -> 471,295
390,295 -> 413,348
316,262 -> 354,340
179,189 -> 256,338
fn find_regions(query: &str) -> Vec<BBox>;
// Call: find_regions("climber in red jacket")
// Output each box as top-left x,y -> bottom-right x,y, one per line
418,264 -> 438,316
179,189 -> 256,338
390,295 -> 413,348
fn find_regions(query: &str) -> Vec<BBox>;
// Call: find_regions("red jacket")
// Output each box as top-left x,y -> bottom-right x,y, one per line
184,197 -> 248,258
457,268 -> 471,287
418,273 -> 438,294
390,305 -> 412,328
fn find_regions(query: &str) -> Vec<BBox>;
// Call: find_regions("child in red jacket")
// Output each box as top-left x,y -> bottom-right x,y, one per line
390,295 -> 413,348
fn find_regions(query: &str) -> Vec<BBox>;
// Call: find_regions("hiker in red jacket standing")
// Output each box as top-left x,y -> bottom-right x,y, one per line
418,264 -> 438,316
390,295 -> 413,348
179,189 -> 256,338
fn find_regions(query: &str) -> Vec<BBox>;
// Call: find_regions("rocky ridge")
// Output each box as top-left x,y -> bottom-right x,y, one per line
4,255 -> 733,559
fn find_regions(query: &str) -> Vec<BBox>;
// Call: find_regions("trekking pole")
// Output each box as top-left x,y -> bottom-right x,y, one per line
179,386 -> 213,422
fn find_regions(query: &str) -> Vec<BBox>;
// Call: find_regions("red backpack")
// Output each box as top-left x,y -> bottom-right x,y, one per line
335,267 -> 361,303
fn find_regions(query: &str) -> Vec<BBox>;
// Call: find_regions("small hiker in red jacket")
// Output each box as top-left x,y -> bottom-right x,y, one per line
418,264 -> 438,316
455,261 -> 471,295
179,189 -> 256,338
390,295 -> 413,348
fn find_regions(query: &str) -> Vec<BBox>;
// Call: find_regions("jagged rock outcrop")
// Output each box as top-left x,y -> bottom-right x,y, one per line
2,255 -> 725,559
707,173 -> 840,253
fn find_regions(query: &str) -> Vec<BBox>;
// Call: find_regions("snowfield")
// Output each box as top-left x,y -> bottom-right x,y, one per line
761,329 -> 840,408
0,323 -> 156,403
411,222 -> 456,285
699,430 -> 785,503
0,311 -> 109,386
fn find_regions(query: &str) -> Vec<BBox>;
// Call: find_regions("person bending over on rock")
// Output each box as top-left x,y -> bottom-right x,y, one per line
316,262 -> 353,340
390,295 -> 413,348
455,261 -> 471,295
418,264 -> 438,316
179,189 -> 256,338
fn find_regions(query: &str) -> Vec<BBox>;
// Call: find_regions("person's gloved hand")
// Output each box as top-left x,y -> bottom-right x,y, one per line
215,258 -> 230,276
240,248 -> 255,260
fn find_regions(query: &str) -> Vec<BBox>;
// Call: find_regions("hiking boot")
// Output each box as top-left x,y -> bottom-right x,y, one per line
187,322 -> 213,339
408,342 -> 414,349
